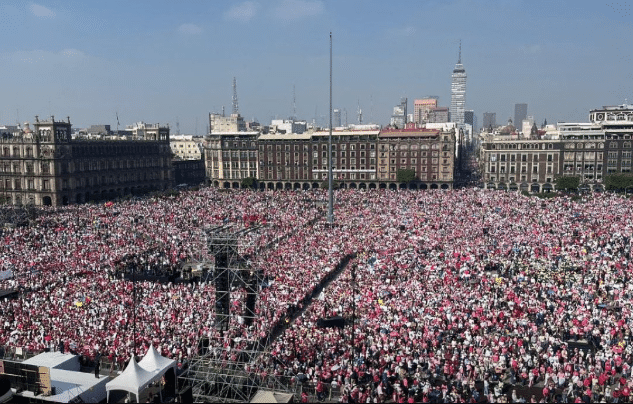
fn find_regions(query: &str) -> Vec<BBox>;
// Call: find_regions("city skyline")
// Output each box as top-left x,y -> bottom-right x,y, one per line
0,0 -> 631,133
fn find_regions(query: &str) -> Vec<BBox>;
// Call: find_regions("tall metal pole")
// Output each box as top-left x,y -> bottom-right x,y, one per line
327,32 -> 334,224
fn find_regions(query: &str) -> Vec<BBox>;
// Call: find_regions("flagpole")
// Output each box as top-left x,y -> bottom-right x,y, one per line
327,32 -> 334,224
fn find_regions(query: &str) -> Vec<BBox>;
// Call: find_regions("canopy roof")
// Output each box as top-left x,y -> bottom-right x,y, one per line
106,346 -> 176,400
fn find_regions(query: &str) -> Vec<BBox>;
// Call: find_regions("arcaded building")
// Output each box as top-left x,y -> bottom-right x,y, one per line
0,116 -> 173,206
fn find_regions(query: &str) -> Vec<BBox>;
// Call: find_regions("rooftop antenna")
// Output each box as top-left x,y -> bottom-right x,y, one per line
232,77 -> 239,115
370,94 -> 374,124
176,117 -> 180,135
195,117 -> 199,136
116,111 -> 120,132
458,39 -> 462,64
344,108 -> 348,126
222,106 -> 225,117
357,100 -> 362,125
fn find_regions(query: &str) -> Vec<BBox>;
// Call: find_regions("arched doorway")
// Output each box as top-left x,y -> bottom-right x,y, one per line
232,182 -> 240,189
409,183 -> 417,190
303,183 -> 310,190
339,183 -> 347,189
259,182 -> 266,190
419,183 -> 428,190
276,182 -> 283,190
440,184 -> 449,190
509,183 -> 518,191
267,183 -> 274,190
284,183 -> 292,190
531,183 -> 540,193
542,183 -> 553,193
379,183 -> 387,189
368,183 -> 377,189
389,183 -> 397,190
294,183 -> 301,190
223,182 -> 230,189
312,182 -> 319,189
399,183 -> 407,189
430,184 -> 439,189
497,183 -> 507,191
43,196 -> 52,206
359,183 -> 367,189
213,181 -> 219,187
520,182 -> 529,192
349,183 -> 357,189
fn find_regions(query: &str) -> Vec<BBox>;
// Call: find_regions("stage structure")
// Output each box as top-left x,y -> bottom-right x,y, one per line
177,224 -> 298,403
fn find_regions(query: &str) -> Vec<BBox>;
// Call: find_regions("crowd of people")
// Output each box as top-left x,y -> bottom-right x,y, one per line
263,190 -> 633,403
0,187 -> 632,403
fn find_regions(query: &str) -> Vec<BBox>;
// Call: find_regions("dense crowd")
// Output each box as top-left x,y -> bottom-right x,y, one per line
0,187 -> 632,402
265,190 -> 633,403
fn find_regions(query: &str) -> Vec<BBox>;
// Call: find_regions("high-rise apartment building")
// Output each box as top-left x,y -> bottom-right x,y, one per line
414,98 -> 438,124
514,104 -> 528,129
450,44 -> 467,128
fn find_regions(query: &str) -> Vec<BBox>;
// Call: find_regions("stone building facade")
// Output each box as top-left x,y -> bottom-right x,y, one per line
0,116 -> 173,206
204,128 -> 456,190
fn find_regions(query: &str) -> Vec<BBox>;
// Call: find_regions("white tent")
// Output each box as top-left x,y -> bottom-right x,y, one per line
138,345 -> 176,373
105,357 -> 160,402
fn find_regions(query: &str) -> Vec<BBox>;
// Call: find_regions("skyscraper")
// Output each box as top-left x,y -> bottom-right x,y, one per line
450,43 -> 467,128
390,98 -> 408,128
514,103 -> 527,129
464,110 -> 475,132
333,109 -> 341,128
483,112 -> 496,130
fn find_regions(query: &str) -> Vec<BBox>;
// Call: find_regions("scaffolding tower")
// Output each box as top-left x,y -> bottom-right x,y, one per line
177,224 -> 298,403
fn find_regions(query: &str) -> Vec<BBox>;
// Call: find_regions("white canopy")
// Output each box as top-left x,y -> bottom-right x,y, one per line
138,344 -> 176,373
106,346 -> 177,402
105,357 -> 160,402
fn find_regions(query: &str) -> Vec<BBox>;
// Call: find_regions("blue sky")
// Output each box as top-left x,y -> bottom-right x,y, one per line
0,0 -> 631,133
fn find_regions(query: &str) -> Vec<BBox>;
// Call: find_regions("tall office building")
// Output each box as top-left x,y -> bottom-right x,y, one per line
390,98 -> 408,128
414,98 -> 438,124
514,103 -> 528,129
450,43 -> 467,128
483,112 -> 497,130
464,110 -> 475,132
333,109 -> 341,128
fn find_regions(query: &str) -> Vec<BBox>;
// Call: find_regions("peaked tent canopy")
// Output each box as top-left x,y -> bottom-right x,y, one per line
138,344 -> 176,373
106,357 -> 161,402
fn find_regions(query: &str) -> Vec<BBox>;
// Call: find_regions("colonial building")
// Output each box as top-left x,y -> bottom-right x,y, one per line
205,127 -> 456,190
479,134 -> 563,193
378,128 -> 456,189
478,104 -> 633,192
170,136 -> 204,160
0,116 -> 173,206
204,132 -> 259,188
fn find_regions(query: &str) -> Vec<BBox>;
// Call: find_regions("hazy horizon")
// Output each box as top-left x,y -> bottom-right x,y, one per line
0,0 -> 631,133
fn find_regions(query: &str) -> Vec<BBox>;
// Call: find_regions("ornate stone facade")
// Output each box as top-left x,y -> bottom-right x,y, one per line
0,116 -> 173,206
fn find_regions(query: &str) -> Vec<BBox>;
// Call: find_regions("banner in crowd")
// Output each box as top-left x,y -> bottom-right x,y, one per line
0,270 -> 13,281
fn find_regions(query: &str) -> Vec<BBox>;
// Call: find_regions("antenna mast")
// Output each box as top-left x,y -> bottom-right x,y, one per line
357,100 -> 362,125
458,39 -> 462,64
232,77 -> 239,115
